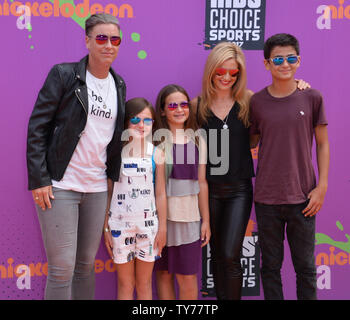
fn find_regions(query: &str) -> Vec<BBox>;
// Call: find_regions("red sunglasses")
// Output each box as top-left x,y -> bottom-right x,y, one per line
167,101 -> 189,111
89,34 -> 121,46
215,68 -> 240,78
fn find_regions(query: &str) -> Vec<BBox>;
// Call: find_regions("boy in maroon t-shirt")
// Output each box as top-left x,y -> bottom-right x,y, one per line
250,33 -> 329,300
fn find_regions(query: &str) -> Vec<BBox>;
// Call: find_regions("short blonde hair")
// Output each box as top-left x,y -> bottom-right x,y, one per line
198,42 -> 250,127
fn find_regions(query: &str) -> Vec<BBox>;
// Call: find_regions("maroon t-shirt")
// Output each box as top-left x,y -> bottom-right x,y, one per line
250,87 -> 328,205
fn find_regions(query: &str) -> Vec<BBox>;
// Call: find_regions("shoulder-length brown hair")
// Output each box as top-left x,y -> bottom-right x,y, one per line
198,41 -> 250,127
154,84 -> 198,133
123,97 -> 156,146
124,97 -> 155,127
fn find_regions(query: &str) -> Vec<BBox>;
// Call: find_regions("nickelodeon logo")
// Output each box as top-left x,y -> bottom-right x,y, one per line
317,0 -> 350,29
1,257 -> 118,291
0,0 -> 134,18
0,257 -> 117,280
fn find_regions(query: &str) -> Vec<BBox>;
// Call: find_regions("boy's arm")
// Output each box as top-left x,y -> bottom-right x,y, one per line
302,125 -> 329,217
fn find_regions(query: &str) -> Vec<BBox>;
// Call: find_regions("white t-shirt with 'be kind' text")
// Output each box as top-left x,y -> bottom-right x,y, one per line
52,70 -> 117,192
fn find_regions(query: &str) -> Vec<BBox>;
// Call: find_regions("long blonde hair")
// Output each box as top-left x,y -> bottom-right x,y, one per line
198,42 -> 250,127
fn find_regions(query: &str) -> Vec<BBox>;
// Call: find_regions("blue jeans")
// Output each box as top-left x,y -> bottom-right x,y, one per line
36,187 -> 107,300
255,201 -> 317,300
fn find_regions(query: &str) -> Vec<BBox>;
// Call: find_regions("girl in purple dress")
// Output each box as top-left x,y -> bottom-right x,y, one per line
153,84 -> 211,300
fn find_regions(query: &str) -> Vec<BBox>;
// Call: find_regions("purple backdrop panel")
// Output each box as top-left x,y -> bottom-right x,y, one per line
0,0 -> 349,300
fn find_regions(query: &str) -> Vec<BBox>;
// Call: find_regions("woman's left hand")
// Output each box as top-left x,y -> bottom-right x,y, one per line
200,221 -> 211,248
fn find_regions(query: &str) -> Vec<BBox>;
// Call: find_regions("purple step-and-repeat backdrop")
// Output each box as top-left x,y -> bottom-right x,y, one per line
0,0 -> 349,300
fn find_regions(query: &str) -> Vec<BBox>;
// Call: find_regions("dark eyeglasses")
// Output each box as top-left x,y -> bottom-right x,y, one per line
89,34 -> 121,46
215,68 -> 240,78
167,101 -> 189,111
130,117 -> 153,125
269,55 -> 299,66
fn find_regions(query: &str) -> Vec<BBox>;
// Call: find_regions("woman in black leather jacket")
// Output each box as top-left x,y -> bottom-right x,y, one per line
26,13 -> 125,300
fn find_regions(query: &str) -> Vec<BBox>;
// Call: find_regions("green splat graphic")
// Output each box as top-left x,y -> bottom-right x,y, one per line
137,50 -> 147,60
336,221 -> 344,231
316,221 -> 350,253
27,21 -> 33,49
131,33 -> 147,60
131,32 -> 140,42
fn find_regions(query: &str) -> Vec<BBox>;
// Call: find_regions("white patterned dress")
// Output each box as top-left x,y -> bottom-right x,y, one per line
108,144 -> 160,264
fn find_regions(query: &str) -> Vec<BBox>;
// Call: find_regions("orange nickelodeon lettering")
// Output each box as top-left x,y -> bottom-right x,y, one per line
42,262 -> 48,276
1,0 -> 10,15
119,4 -> 133,18
76,0 -> 89,18
24,1 -> 39,16
39,2 -> 53,18
316,252 -> 329,265
346,5 -> 350,18
1,0 -> 134,18
105,259 -> 117,272
29,262 -> 43,276
53,0 -> 60,16
325,0 -> 350,19
104,3 -> 118,16
14,264 -> 27,277
1,259 -> 31,278
335,251 -> 348,265
7,258 -> 14,278
60,2 -> 74,17
0,264 -> 7,278
327,5 -> 339,18
337,0 -> 344,18
316,247 -> 350,266
329,246 -> 335,265
0,265 -> 7,279
90,3 -> 104,15
95,259 -> 104,273
10,1 -> 22,16
0,258 -> 119,279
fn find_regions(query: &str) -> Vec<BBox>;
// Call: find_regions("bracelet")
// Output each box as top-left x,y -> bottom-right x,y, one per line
104,227 -> 110,233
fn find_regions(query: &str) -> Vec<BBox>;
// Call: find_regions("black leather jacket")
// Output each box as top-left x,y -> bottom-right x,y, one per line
26,55 -> 126,190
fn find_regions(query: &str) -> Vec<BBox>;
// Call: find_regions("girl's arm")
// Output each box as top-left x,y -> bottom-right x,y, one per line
198,137 -> 211,247
103,178 -> 114,260
154,148 -> 167,256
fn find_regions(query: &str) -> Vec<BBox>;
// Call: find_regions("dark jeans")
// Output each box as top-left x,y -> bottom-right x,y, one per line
209,179 -> 253,300
255,201 -> 317,300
